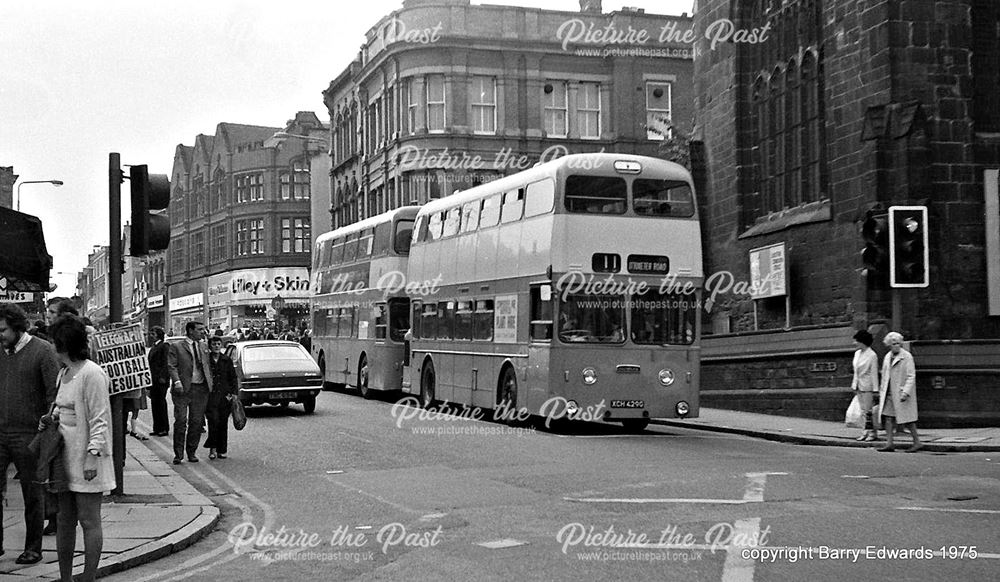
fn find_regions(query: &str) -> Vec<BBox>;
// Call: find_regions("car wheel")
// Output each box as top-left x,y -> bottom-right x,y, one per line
420,361 -> 435,409
358,355 -> 373,400
303,395 -> 316,414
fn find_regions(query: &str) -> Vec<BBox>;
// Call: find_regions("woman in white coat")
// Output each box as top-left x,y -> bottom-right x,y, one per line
876,331 -> 922,452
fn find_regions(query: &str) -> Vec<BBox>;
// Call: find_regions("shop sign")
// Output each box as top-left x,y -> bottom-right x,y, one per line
169,292 -> 204,311
230,268 -> 311,301
147,294 -> 165,309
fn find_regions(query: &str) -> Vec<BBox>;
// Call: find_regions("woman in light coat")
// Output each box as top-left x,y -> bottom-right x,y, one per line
850,330 -> 879,441
876,331 -> 922,452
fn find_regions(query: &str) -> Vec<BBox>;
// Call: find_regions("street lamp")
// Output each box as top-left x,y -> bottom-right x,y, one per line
16,179 -> 64,212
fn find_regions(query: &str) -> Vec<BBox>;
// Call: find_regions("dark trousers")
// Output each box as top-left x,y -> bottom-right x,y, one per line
150,382 -> 170,434
204,392 -> 232,455
0,431 -> 44,554
172,385 -> 209,459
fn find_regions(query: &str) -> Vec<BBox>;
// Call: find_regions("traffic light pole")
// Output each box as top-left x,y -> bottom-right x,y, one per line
108,153 -> 125,496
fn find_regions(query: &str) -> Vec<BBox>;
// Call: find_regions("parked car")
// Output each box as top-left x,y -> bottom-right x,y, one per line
225,340 -> 323,413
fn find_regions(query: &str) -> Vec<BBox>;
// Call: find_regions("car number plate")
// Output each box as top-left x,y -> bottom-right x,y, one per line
610,400 -> 645,409
268,391 -> 297,399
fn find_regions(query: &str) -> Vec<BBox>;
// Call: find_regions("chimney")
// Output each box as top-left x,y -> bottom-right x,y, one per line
580,0 -> 602,13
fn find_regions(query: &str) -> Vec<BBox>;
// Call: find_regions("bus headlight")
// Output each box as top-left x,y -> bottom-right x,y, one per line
658,369 -> 675,386
676,401 -> 690,416
582,368 -> 598,385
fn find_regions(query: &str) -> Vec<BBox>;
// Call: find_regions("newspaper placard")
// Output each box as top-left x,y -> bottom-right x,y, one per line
91,324 -> 151,396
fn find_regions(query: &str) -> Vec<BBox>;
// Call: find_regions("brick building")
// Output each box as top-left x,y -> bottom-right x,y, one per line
78,245 -> 110,327
692,0 -> 1000,426
165,112 -> 324,334
322,0 -> 694,229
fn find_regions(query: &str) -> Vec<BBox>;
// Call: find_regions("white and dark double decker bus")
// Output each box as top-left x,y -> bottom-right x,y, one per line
310,207 -> 419,398
402,153 -> 702,430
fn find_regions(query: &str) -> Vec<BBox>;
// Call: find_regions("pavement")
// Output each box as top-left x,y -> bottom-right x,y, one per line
0,436 -> 218,581
653,407 -> 1000,452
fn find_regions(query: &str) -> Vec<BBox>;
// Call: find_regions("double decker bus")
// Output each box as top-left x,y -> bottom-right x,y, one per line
310,207 -> 419,398
402,153 -> 702,430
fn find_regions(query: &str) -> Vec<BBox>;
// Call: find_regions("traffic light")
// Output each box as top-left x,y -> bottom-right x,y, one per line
860,211 -> 889,276
889,205 -> 929,288
129,165 -> 171,256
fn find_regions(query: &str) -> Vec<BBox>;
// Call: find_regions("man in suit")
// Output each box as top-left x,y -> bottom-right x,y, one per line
167,321 -> 213,464
147,326 -> 170,437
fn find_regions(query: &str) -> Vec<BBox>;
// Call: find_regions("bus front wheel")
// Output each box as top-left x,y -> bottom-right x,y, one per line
420,362 -> 436,409
318,354 -> 330,391
358,355 -> 373,400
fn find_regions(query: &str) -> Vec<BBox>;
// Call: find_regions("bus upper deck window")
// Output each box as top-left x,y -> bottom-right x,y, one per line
480,195 -> 501,227
565,175 -> 627,214
633,179 -> 694,217
394,220 -> 414,254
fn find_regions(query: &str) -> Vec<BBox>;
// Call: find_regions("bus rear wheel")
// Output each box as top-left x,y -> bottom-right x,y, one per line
358,356 -> 373,400
498,366 -> 519,426
420,362 -> 436,409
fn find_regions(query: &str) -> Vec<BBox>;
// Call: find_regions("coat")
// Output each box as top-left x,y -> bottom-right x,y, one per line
850,348 -> 879,392
879,348 -> 918,424
167,339 -> 214,396
148,340 -> 171,387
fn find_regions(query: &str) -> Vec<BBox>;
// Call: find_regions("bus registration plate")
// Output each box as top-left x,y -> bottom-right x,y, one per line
611,400 -> 645,409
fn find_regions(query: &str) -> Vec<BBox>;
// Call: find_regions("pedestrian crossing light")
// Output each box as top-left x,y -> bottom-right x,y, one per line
889,205 -> 929,288
129,165 -> 171,256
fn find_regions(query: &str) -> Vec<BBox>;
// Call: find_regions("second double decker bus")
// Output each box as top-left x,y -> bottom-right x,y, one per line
310,207 -> 419,398
402,153 -> 702,430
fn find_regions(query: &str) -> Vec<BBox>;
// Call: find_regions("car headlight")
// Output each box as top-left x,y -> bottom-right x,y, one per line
582,368 -> 597,385
658,369 -> 675,386
565,400 -> 580,416
676,401 -> 690,416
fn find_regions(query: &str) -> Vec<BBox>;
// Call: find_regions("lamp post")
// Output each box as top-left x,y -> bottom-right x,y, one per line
16,179 -> 64,212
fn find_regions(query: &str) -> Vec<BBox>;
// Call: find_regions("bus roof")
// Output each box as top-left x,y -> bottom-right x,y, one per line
316,206 -> 421,245
416,153 -> 691,218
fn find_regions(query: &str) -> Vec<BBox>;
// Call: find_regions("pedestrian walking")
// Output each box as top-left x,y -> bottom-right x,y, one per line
147,327 -> 171,436
167,321 -> 213,464
0,303 -> 60,564
44,315 -> 115,582
876,332 -> 923,453
850,329 -> 879,442
203,336 -> 239,460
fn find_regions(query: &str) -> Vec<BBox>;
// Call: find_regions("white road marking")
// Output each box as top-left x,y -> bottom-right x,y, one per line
134,420 -> 277,580
564,497 -> 757,504
476,539 -> 528,549
336,430 -> 374,444
896,506 -> 1000,515
722,518 -> 760,582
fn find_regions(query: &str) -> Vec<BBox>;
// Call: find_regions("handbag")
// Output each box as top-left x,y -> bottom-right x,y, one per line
845,394 -> 864,428
231,396 -> 247,431
29,401 -> 70,493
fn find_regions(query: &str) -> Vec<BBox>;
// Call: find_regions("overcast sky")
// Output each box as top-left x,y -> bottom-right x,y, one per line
1,0 -> 694,297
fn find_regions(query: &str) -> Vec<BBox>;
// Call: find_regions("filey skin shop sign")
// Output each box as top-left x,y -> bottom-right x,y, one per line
210,268 -> 311,329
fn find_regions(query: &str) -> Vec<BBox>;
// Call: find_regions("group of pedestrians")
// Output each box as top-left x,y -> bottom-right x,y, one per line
166,321 -> 238,464
1,302 -> 240,582
850,329 -> 923,452
1,302 -> 111,582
